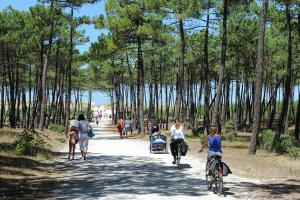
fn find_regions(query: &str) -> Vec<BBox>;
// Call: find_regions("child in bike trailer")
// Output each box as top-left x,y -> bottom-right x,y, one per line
199,126 -> 222,174
170,118 -> 185,164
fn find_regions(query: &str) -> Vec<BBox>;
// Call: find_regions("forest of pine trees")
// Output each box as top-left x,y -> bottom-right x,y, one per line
0,0 -> 299,155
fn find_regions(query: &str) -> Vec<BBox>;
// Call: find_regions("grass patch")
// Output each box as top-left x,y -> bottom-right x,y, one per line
48,124 -> 65,134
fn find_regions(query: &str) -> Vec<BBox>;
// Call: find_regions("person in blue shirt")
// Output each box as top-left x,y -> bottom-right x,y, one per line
199,126 -> 222,171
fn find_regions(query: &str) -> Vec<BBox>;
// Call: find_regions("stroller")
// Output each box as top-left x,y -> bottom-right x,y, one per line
149,132 -> 168,154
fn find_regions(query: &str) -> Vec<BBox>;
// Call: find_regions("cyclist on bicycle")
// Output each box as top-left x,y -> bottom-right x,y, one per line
170,119 -> 184,164
199,126 -> 222,173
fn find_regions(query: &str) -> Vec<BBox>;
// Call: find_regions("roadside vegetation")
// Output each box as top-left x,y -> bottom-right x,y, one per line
0,127 -> 65,198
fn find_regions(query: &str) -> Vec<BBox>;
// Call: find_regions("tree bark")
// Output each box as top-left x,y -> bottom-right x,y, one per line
65,5 -> 74,135
275,1 -> 293,152
203,10 -> 211,135
212,0 -> 228,133
249,0 -> 268,155
294,93 -> 300,141
175,19 -> 185,118
39,0 -> 55,130
137,34 -> 145,134
0,53 -> 5,128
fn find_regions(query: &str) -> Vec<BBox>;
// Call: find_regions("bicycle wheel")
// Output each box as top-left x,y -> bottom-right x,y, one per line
216,175 -> 223,195
206,175 -> 212,190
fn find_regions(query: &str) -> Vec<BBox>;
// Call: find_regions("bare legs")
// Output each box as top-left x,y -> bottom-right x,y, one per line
81,148 -> 87,160
68,143 -> 75,160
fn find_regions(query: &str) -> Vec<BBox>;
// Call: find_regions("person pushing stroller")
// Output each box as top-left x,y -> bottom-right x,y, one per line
148,115 -> 159,134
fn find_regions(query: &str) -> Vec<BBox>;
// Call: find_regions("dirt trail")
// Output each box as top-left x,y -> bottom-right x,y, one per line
49,120 -> 298,200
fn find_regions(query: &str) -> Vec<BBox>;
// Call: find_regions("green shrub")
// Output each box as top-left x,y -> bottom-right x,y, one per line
286,147 -> 300,160
199,134 -> 207,144
222,131 -> 236,142
281,136 -> 296,153
48,124 -> 65,133
259,129 -> 275,152
192,127 -> 205,137
224,120 -> 235,132
15,129 -> 51,156
281,136 -> 300,159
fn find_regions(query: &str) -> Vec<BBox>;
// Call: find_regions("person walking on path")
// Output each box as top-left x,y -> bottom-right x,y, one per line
77,114 -> 91,160
96,115 -> 99,126
117,116 -> 125,139
124,117 -> 132,138
66,127 -> 77,160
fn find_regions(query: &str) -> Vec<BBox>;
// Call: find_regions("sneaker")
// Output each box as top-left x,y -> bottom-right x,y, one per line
172,161 -> 176,165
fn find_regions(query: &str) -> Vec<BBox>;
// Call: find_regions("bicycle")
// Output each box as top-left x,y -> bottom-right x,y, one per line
174,139 -> 184,165
206,154 -> 223,195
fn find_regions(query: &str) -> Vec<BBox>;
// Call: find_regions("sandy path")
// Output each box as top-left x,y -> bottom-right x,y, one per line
49,120 -> 270,200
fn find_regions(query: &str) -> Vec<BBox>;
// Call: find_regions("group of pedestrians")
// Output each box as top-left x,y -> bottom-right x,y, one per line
117,117 -> 132,139
66,114 -> 92,160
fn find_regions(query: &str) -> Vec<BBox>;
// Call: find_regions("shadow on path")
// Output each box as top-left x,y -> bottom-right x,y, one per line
51,154 -> 208,199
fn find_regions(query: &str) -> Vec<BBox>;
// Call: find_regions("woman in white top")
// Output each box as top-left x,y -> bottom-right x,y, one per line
170,119 -> 184,164
77,114 -> 91,160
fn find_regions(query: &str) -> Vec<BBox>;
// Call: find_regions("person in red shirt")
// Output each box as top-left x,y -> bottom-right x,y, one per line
117,116 -> 125,139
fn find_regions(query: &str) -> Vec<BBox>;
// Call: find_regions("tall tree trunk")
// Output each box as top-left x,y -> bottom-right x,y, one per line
275,1 -> 292,151
109,90 -> 115,124
0,57 -> 5,128
212,0 -> 228,133
7,49 -> 17,128
294,2 -> 300,142
149,47 -> 155,116
39,0 -> 55,130
175,19 -> 185,118
87,89 -> 92,119
65,5 -> 74,135
203,10 -> 211,135
224,76 -> 230,121
137,34 -> 145,134
249,0 -> 268,155
267,78 -> 278,129
47,40 -> 60,126
294,93 -> 300,141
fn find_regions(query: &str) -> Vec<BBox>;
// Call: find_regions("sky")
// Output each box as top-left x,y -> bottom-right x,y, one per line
0,0 -> 106,53
0,0 -> 110,105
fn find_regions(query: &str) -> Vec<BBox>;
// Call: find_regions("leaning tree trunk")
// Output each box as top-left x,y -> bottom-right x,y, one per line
275,1 -> 292,152
212,0 -> 228,133
249,0 -> 268,155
